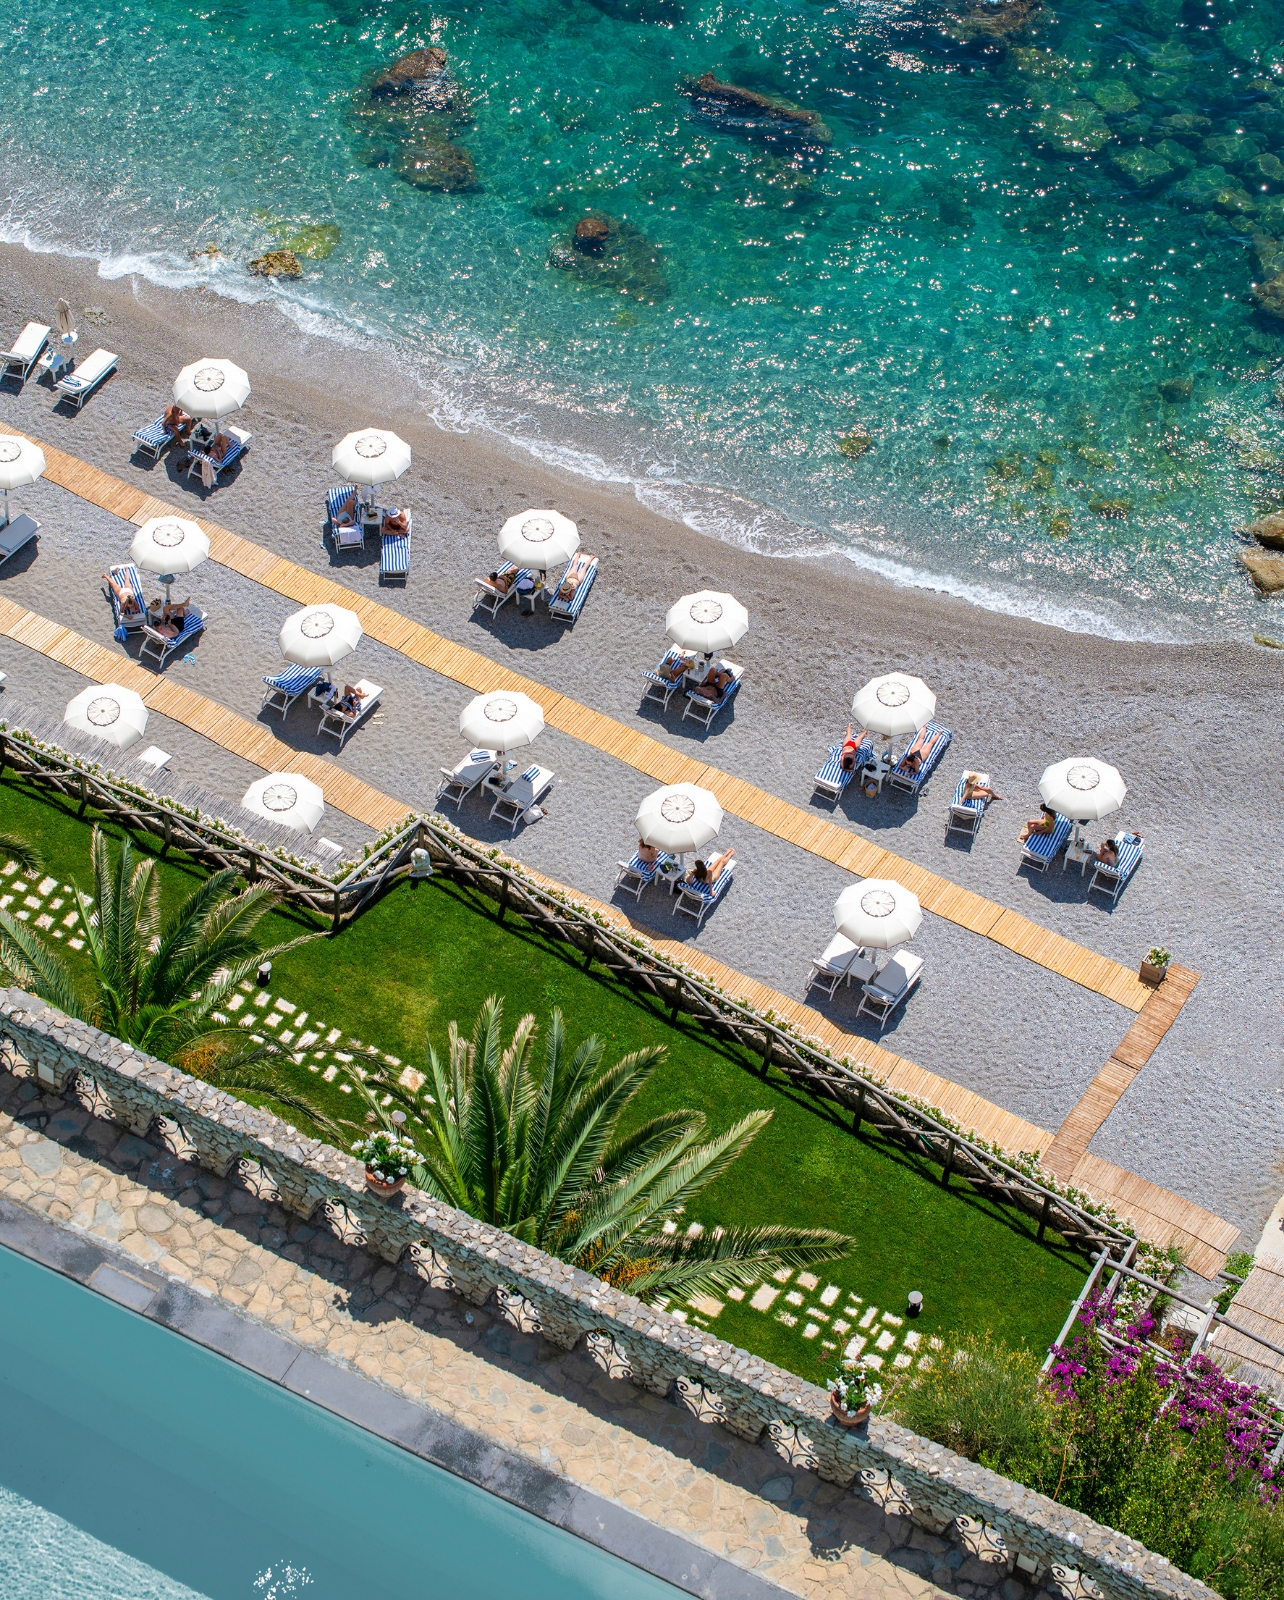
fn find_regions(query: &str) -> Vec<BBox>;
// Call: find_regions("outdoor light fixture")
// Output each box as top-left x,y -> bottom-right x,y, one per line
907,1291 -> 923,1317
257,961 -> 273,987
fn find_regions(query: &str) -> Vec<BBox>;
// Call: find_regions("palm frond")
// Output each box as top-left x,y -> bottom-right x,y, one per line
0,831 -> 42,878
0,909 -> 84,1018
616,1223 -> 853,1300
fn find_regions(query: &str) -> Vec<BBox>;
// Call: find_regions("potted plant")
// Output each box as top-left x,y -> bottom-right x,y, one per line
1140,946 -> 1171,986
827,1358 -> 882,1427
352,1129 -> 418,1199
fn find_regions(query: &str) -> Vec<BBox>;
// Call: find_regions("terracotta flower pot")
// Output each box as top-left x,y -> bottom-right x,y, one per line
1139,960 -> 1169,987
830,1392 -> 872,1427
365,1169 -> 406,1200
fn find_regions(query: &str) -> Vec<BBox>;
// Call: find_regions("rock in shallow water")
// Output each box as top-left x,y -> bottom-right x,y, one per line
248,250 -> 302,278
1245,512 -> 1284,549
1112,146 -> 1173,187
395,140 -> 479,192
679,72 -> 831,157
1242,550 -> 1284,593
548,211 -> 668,302
1252,269 -> 1284,318
372,47 -> 466,116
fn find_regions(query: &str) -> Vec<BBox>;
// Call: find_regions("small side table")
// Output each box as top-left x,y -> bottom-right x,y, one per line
39,348 -> 71,383
860,756 -> 892,796
1063,838 -> 1094,875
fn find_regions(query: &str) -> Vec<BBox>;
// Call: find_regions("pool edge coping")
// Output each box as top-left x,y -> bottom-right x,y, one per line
0,1195 -> 795,1600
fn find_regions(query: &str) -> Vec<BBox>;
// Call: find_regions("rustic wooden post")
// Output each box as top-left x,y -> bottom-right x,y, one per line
1036,1193 -> 1051,1243
941,1136 -> 957,1187
852,1084 -> 867,1135
77,774 -> 88,816
760,1027 -> 774,1078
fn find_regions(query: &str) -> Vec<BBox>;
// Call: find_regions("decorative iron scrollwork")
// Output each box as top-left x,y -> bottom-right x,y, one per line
322,1197 -> 367,1247
71,1073 -> 111,1121
857,1467 -> 914,1518
1049,1567 -> 1105,1600
155,1115 -> 196,1161
236,1157 -> 281,1201
766,1419 -> 819,1470
495,1285 -> 543,1334
674,1375 -> 728,1426
406,1243 -> 454,1290
585,1330 -> 633,1381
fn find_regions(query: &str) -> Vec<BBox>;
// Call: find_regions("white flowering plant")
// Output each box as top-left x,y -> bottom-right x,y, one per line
352,1129 -> 418,1184
827,1357 -> 882,1414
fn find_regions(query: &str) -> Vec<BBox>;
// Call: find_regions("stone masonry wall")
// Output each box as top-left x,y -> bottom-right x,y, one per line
0,988 -> 1217,1600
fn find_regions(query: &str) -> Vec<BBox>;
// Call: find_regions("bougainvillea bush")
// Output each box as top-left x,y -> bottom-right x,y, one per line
888,1296 -> 1284,1599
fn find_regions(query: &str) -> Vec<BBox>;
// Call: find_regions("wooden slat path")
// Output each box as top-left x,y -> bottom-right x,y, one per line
1044,964 -> 1200,1181
21,432 -> 1153,1012
0,595 -> 1235,1271
1209,1258 -> 1284,1401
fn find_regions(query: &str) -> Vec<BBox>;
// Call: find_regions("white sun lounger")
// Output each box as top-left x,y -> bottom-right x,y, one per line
806,933 -> 876,999
318,679 -> 382,749
857,950 -> 924,1029
2,323 -> 50,382
56,347 -> 118,408
436,748 -> 498,809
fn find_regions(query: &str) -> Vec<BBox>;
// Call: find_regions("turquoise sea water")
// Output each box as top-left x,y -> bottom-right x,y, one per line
0,1245 -> 678,1598
2,0 -> 1283,638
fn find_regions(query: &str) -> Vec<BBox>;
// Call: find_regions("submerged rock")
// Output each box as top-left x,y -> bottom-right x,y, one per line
1245,511 -> 1284,549
548,211 -> 668,303
1253,270 -> 1284,319
394,140 -> 478,191
1089,496 -> 1132,518
248,250 -> 302,278
372,47 -> 466,115
1242,550 -> 1284,593
679,73 -> 831,158
1201,132 -> 1260,169
837,430 -> 873,458
1029,91 -> 1113,155
1172,165 -> 1255,214
1112,146 -> 1173,187
283,223 -> 341,260
1089,80 -> 1140,116
1158,376 -> 1193,402
947,0 -> 1041,42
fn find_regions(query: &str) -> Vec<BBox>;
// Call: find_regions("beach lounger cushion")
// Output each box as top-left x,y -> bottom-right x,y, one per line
1021,813 -> 1072,871
0,514 -> 39,568
889,721 -> 952,794
436,749 -> 497,808
946,771 -> 991,837
186,426 -> 249,482
319,680 -> 382,748
57,348 -> 118,407
380,513 -> 411,582
3,323 -> 50,380
682,662 -> 742,728
548,554 -> 598,622
473,561 -> 532,618
132,417 -> 175,460
1088,832 -> 1144,903
327,484 -> 359,527
261,664 -> 324,716
857,950 -> 924,1028
139,609 -> 206,667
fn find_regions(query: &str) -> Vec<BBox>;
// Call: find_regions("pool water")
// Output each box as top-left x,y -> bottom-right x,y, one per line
1,0 -> 1282,639
0,1245 -> 679,1600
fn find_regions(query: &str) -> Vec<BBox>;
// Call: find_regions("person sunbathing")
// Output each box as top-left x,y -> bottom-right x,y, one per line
693,665 -> 734,702
334,490 -> 359,527
102,572 -> 142,618
962,772 -> 1003,802
152,598 -> 192,639
162,403 -> 194,443
1095,838 -> 1118,868
658,653 -> 693,682
839,724 -> 868,774
333,684 -> 367,717
637,839 -> 659,865
383,507 -> 409,534
557,553 -> 592,599
898,725 -> 938,775
684,846 -> 735,888
487,569 -> 514,595
1019,804 -> 1058,843
207,431 -> 232,463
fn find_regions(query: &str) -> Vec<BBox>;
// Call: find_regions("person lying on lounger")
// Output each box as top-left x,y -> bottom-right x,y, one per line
102,572 -> 142,619
1019,804 -> 1057,843
332,684 -> 368,717
962,772 -> 1003,802
839,725 -> 868,774
207,431 -> 232,463
334,490 -> 359,527
898,724 -> 938,775
153,598 -> 192,639
692,665 -> 734,702
487,569 -> 514,595
383,507 -> 409,534
683,847 -> 735,888
637,839 -> 659,865
657,653 -> 693,683
162,403 -> 195,443
557,553 -> 592,599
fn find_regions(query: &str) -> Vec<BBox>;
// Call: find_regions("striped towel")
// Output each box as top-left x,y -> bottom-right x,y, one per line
469,749 -> 493,763
520,764 -> 540,783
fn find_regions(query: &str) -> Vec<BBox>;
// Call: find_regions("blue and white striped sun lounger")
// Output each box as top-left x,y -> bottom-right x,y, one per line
261,664 -> 325,718
888,721 -> 952,795
614,850 -> 675,902
327,484 -> 358,527
945,771 -> 992,839
473,561 -> 533,619
1088,832 -> 1144,904
1020,813 -> 1072,872
139,609 -> 205,668
186,427 -> 249,483
436,748 -> 497,810
548,554 -> 597,623
380,518 -> 411,584
813,738 -> 873,803
56,347 -> 118,409
683,663 -> 742,728
642,648 -> 696,710
673,864 -> 735,927
131,417 -> 175,461
103,563 -> 148,636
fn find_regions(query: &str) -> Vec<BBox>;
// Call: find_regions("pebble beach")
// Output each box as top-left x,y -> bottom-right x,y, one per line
1,241 -> 1282,1264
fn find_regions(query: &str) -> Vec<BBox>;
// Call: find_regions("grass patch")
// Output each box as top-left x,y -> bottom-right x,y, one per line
2,771 -> 1089,1376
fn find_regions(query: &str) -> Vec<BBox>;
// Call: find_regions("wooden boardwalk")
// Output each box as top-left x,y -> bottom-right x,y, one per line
0,594 -> 1236,1274
1045,964 -> 1201,1181
22,433 -> 1153,1011
1210,1258 -> 1284,1401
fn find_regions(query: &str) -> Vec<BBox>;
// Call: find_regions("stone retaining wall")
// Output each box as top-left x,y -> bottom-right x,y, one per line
0,988 -> 1218,1600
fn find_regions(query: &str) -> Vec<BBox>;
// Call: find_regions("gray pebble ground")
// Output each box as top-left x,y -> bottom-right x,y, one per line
0,246 -> 1281,1260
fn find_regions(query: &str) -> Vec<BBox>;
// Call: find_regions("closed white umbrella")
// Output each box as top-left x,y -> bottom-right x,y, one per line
498,509 -> 579,574
54,299 -> 77,353
835,879 -> 923,950
64,683 -> 148,751
1039,757 -> 1125,846
241,772 -> 325,835
459,690 -> 545,752
332,428 -> 412,488
278,603 -> 363,668
130,515 -> 210,607
635,782 -> 723,855
0,435 -> 45,525
665,591 -> 749,660
852,673 -> 935,740
173,358 -> 251,420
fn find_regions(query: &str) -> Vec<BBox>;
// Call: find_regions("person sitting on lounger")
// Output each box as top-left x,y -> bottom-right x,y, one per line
693,665 -> 734,702
487,569 -> 514,595
658,653 -> 693,683
839,725 -> 868,774
1095,837 -> 1120,868
1019,804 -> 1057,843
383,507 -> 409,534
153,597 -> 192,639
962,772 -> 1003,802
162,403 -> 195,444
332,683 -> 367,717
102,572 -> 142,619
207,431 -> 232,463
683,847 -> 735,888
638,839 -> 659,865
557,553 -> 592,599
334,490 -> 359,527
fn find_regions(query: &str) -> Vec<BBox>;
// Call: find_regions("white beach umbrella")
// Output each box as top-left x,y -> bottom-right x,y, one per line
278,603 -> 363,668
0,435 -> 45,524
130,515 -> 210,606
1039,758 -> 1126,823
852,672 -> 936,739
498,509 -> 579,573
332,428 -> 412,488
241,772 -> 325,835
173,358 -> 251,420
665,591 -> 749,659
64,683 -> 148,751
835,879 -> 923,950
459,690 -> 545,752
635,782 -> 723,855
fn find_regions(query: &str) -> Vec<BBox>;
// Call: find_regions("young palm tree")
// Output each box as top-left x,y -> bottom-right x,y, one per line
0,828 -> 317,1122
340,995 -> 853,1301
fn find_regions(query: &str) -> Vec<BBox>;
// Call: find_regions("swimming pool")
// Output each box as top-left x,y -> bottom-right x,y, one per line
0,1244 -> 681,1600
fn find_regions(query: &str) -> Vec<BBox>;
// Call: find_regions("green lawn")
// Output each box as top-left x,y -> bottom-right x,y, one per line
1,771 -> 1089,1379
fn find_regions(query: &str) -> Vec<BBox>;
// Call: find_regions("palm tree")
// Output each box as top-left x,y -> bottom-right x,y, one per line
0,828 -> 318,1127
340,996 -> 853,1302
0,830 -> 43,879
